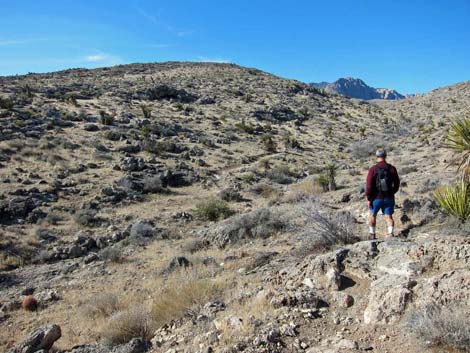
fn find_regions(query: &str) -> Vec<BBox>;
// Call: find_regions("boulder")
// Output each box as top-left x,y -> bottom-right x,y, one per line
9,324 -> 61,353
120,157 -> 145,172
364,275 -> 413,324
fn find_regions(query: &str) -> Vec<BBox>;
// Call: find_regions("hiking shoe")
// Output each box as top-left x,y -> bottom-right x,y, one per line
368,233 -> 376,240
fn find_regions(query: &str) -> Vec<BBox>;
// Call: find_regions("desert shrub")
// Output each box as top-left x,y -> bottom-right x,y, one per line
200,207 -> 287,247
151,271 -> 223,325
259,157 -> 271,170
45,212 -> 63,225
261,134 -> 276,152
239,172 -> 256,183
83,293 -> 123,319
99,246 -> 124,263
409,304 -> 470,352
249,183 -> 280,199
0,255 -> 24,271
283,177 -> 322,203
433,180 -> 470,222
99,110 -> 114,125
141,104 -> 152,119
266,164 -> 295,184
235,119 -> 255,134
74,209 -> 99,227
103,130 -> 121,141
181,239 -> 210,253
0,96 -> 14,110
194,198 -> 234,221
283,134 -> 302,149
350,137 -> 388,160
400,165 -> 418,175
130,221 -> 156,238
218,188 -> 243,202
359,126 -> 367,137
416,178 -> 442,194
317,174 -> 329,192
142,175 -> 167,194
299,202 -> 360,254
101,306 -> 154,345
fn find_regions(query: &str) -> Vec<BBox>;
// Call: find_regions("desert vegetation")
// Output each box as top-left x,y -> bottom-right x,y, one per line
1,62 -> 470,353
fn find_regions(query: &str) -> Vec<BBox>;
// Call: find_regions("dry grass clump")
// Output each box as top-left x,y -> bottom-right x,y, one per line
409,304 -> 470,352
82,293 -> 124,319
81,292 -> 154,346
296,200 -> 360,256
249,183 -> 281,199
101,306 -> 155,345
0,255 -> 24,271
194,197 -> 235,221
217,289 -> 273,346
283,176 -> 322,203
151,269 -> 224,325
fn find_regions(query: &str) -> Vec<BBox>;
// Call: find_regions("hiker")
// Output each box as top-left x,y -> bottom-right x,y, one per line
365,148 -> 400,239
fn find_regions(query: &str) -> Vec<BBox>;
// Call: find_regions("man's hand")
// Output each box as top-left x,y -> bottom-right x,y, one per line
367,200 -> 372,209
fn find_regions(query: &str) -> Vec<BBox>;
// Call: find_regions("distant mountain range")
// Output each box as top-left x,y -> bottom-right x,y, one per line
310,77 -> 410,100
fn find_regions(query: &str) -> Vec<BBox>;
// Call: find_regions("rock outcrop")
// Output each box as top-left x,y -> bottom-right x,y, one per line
311,77 -> 407,100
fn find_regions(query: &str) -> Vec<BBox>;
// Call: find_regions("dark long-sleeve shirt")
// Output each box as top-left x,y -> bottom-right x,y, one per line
365,161 -> 400,201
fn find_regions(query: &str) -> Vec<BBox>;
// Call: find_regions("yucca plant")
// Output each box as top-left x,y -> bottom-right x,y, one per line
444,118 -> 470,181
325,163 -> 338,191
433,180 -> 470,223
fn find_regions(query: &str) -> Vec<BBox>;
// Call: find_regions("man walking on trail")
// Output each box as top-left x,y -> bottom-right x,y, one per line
365,148 -> 400,239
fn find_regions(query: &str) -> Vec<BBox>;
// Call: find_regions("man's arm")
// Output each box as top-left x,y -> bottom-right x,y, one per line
393,167 -> 400,194
365,167 -> 375,201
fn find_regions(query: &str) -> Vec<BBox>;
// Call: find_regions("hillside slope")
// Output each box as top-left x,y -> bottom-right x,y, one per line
0,63 -> 468,353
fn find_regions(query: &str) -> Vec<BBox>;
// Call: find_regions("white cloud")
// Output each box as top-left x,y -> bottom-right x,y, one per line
83,53 -> 122,66
84,54 -> 107,62
176,30 -> 194,37
136,7 -> 158,24
167,26 -> 194,37
0,38 -> 49,46
197,56 -> 231,63
149,43 -> 177,48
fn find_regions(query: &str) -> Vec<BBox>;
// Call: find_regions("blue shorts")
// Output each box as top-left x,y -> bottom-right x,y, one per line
370,198 -> 395,216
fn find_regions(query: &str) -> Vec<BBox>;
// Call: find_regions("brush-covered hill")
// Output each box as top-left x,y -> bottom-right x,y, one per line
0,62 -> 469,353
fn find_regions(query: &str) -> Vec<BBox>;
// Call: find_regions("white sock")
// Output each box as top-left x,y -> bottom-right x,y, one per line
369,226 -> 375,234
388,226 -> 394,234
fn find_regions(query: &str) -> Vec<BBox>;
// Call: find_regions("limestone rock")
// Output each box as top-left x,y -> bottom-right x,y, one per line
9,324 -> 61,353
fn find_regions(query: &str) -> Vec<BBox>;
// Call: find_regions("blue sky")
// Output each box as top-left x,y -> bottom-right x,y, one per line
1,0 -> 469,93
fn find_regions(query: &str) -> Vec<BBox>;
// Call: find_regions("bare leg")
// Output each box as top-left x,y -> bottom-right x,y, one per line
384,215 -> 394,236
368,213 -> 377,239
369,213 -> 377,228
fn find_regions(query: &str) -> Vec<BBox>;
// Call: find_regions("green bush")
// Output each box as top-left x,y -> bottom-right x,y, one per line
194,198 -> 234,221
0,97 -> 14,110
434,180 -> 470,222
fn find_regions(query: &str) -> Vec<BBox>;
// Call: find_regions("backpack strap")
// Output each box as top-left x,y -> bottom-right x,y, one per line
374,164 -> 390,173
